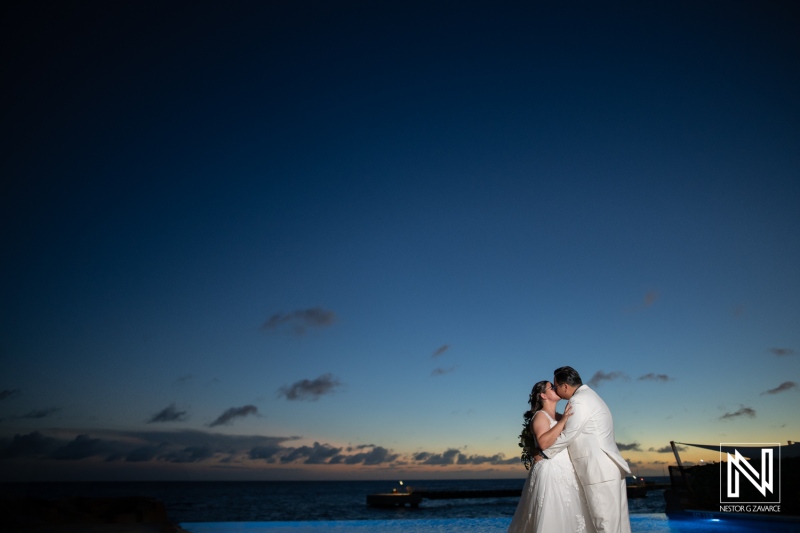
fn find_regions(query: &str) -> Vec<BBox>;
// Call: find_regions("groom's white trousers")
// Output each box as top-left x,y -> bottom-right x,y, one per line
583,478 -> 631,533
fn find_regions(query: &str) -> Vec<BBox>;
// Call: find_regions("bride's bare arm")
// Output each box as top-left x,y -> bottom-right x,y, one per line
533,404 -> 573,451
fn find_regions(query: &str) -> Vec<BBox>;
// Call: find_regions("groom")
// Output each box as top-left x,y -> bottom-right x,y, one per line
542,366 -> 631,533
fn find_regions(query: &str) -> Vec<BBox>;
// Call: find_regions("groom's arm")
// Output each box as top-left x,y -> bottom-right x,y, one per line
541,397 -> 589,458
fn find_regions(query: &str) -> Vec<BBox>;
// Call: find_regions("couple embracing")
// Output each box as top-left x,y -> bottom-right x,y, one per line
508,366 -> 631,533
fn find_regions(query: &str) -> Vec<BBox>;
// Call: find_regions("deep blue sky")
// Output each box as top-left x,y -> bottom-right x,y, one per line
1,1 -> 799,481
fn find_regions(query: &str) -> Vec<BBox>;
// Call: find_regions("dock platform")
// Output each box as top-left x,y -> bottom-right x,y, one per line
366,489 -> 520,508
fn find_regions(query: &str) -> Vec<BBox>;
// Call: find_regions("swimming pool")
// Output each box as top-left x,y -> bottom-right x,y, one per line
181,513 -> 798,533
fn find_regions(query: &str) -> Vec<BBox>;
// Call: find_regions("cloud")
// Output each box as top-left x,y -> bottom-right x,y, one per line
348,444 -> 377,451
208,405 -> 259,427
638,373 -> 672,382
249,444 -> 284,463
124,445 -> 163,463
769,348 -> 795,357
588,370 -> 626,387
148,404 -> 189,423
0,389 -> 21,400
625,290 -> 660,313
0,431 -> 58,458
0,429 -> 302,465
148,433 -> 294,463
643,290 -> 659,307
457,453 -> 516,466
617,442 -> 642,451
650,445 -> 686,453
280,442 -> 342,464
432,345 -> 450,358
51,435 -> 114,460
413,448 -> 461,466
262,307 -> 336,335
278,373 -> 342,401
18,407 -> 59,419
160,445 -> 215,463
253,441 -> 403,466
761,381 -> 797,395
431,366 -> 456,376
0,428 -> 523,472
411,448 -> 514,466
720,406 -> 756,420
173,375 -> 193,385
334,446 -> 399,466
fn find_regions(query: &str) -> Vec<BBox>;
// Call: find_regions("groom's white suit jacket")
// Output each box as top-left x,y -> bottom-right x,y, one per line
545,384 -> 631,486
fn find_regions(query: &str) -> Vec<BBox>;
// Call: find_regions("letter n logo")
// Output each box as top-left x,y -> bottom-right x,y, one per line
720,443 -> 780,504
727,449 -> 772,497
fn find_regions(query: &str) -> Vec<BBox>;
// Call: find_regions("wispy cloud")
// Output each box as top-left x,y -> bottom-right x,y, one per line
208,405 -> 259,427
431,366 -> 456,376
432,345 -> 450,358
148,404 -> 189,423
650,444 -> 686,453
18,407 -> 59,419
761,381 -> 797,395
720,406 -> 756,420
456,453 -> 517,465
280,442 -> 342,465
643,290 -> 659,307
331,446 -> 400,466
626,290 -> 659,313
0,389 -> 21,400
411,448 -> 515,466
638,373 -> 673,382
617,442 -> 641,451
348,444 -> 377,451
769,347 -> 795,357
588,370 -> 626,387
413,448 -> 461,465
173,375 -> 193,385
262,307 -> 336,335
278,373 -> 342,401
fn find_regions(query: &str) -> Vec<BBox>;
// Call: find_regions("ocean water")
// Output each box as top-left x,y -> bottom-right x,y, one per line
0,478 -> 668,524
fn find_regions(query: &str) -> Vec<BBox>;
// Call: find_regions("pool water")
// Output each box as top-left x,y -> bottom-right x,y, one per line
181,513 -> 798,533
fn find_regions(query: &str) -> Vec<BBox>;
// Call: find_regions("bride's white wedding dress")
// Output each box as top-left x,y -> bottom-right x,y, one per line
507,410 -> 596,533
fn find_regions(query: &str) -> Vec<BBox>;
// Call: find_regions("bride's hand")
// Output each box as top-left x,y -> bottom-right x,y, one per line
561,403 -> 573,419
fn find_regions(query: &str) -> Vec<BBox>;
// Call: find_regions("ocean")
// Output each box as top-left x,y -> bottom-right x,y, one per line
0,477 -> 668,524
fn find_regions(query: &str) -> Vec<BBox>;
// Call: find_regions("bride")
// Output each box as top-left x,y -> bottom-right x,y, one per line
508,380 -> 596,533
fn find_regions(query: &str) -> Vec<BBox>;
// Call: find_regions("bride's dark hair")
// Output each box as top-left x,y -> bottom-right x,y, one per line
524,380 -> 550,419
519,380 -> 550,470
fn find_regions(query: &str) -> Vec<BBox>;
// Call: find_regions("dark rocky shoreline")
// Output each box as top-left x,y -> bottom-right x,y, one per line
1,496 -> 189,532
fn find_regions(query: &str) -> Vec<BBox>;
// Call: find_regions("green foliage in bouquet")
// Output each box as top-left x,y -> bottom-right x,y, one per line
518,411 -> 537,470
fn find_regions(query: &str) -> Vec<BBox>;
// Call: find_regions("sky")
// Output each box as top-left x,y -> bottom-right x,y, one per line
1,1 -> 799,482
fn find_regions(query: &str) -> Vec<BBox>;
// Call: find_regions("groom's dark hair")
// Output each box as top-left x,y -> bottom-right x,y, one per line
554,366 -> 582,386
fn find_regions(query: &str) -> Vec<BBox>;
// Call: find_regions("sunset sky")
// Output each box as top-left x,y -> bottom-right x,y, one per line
1,1 -> 798,482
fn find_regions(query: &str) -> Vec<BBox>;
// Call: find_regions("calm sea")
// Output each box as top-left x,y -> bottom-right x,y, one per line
0,478 -> 668,523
